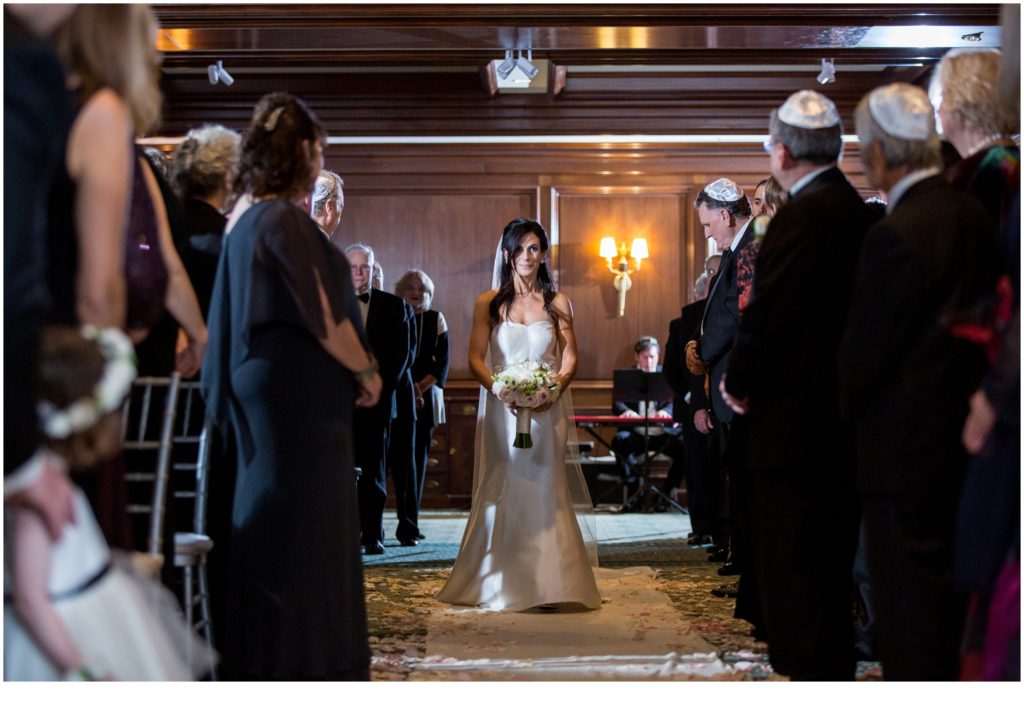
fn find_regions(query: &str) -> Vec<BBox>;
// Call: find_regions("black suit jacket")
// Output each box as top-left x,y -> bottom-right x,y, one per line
360,289 -> 412,421
664,300 -> 707,423
697,223 -> 753,422
394,300 -> 419,420
838,175 -> 997,493
726,167 -> 877,471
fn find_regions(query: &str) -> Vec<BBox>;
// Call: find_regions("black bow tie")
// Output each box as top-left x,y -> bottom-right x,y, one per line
358,292 -> 370,303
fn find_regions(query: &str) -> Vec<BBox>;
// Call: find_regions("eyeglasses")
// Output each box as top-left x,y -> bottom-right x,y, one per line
763,138 -> 776,154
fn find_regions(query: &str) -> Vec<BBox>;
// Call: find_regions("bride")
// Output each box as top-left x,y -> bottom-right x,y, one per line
436,218 -> 602,612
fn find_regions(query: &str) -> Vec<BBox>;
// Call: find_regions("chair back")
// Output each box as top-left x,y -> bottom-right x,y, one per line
121,374 -> 181,557
170,381 -> 214,535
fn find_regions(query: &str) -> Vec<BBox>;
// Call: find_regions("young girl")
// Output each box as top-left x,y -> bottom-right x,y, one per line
3,325 -> 212,680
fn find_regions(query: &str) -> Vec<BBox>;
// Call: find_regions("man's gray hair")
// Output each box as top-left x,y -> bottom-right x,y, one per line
344,242 -> 375,264
853,96 -> 942,172
769,110 -> 843,165
694,272 -> 710,299
312,170 -> 344,216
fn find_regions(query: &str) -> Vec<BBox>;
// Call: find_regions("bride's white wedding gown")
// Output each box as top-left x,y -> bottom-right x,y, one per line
437,319 -> 602,611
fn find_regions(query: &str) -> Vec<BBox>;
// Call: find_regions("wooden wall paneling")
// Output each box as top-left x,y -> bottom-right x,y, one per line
327,183 -> 538,381
554,186 -> 692,381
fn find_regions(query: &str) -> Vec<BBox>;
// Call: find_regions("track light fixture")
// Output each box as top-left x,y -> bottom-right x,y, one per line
496,49 -> 516,80
208,60 -> 234,86
515,48 -> 539,81
817,58 -> 836,85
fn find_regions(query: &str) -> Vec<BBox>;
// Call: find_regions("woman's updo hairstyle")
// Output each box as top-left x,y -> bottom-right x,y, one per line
233,92 -> 326,201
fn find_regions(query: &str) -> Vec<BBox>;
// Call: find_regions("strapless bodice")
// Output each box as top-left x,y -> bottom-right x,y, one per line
491,320 -> 558,370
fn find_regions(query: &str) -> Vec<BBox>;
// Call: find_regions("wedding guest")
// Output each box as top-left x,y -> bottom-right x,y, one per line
345,242 -> 412,555
201,92 -> 381,680
761,174 -> 788,217
384,260 -> 420,546
839,83 -> 997,680
662,267 -> 716,543
723,90 -> 876,679
170,124 -> 242,318
4,4 -> 79,544
934,42 -> 1021,681
685,179 -> 753,567
50,4 -> 197,549
311,169 -> 344,238
749,179 -> 768,216
395,270 -> 450,539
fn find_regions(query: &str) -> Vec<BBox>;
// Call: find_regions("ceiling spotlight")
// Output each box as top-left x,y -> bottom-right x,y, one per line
208,60 -> 234,86
495,49 -> 516,80
817,58 -> 836,85
961,31 -> 983,42
515,48 -> 539,81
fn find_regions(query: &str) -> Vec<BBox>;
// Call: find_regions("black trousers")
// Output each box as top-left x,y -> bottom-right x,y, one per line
386,410 -> 419,541
675,415 -> 713,536
725,416 -> 762,630
707,421 -> 731,548
751,466 -> 859,680
413,407 -> 436,509
354,411 -> 390,545
611,429 -> 684,485
861,490 -> 967,680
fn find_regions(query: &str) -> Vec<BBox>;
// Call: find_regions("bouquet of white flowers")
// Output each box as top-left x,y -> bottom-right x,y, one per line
491,360 -> 560,448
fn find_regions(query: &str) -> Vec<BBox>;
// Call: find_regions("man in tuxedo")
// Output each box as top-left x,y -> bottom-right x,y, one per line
684,179 -> 752,566
720,90 -> 878,680
345,243 -> 412,555
663,263 -> 717,544
611,336 -> 683,505
838,84 -> 996,680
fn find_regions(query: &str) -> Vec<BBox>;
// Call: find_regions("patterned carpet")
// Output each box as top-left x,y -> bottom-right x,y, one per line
363,510 -> 883,681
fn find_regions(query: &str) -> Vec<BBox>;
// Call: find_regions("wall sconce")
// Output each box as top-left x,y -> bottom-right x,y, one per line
600,237 -> 649,316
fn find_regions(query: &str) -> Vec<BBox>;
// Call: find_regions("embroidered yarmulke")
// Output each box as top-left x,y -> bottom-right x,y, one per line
778,90 -> 840,129
868,83 -> 935,141
704,178 -> 743,202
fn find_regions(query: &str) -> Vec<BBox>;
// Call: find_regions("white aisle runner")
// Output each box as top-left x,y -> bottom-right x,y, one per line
414,567 -> 733,680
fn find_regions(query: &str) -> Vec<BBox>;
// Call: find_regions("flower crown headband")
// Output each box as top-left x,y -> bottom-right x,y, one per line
38,326 -> 138,440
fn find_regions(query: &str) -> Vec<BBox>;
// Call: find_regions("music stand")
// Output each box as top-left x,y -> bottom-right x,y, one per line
612,369 -> 688,514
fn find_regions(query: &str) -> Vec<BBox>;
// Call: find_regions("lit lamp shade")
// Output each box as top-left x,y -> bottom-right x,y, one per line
630,238 -> 649,260
599,237 -> 618,259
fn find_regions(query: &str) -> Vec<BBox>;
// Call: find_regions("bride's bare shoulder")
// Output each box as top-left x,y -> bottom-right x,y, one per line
551,292 -> 574,317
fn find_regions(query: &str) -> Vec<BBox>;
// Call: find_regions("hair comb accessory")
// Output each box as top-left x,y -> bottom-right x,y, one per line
262,106 -> 286,132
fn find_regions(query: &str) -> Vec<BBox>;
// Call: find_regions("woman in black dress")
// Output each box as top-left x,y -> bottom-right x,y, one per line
201,93 -> 382,681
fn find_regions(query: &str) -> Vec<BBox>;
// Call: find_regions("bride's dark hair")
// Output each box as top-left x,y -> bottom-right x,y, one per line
489,219 -> 563,326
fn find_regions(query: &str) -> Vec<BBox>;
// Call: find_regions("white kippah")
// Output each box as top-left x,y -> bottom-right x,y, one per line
703,178 -> 743,202
778,90 -> 841,129
868,83 -> 935,141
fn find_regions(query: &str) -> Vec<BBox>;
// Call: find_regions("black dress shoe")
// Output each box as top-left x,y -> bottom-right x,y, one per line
363,541 -> 385,555
688,534 -> 713,546
416,531 -> 426,541
398,538 -> 419,547
717,561 -> 740,576
710,584 -> 738,598
707,548 -> 729,563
